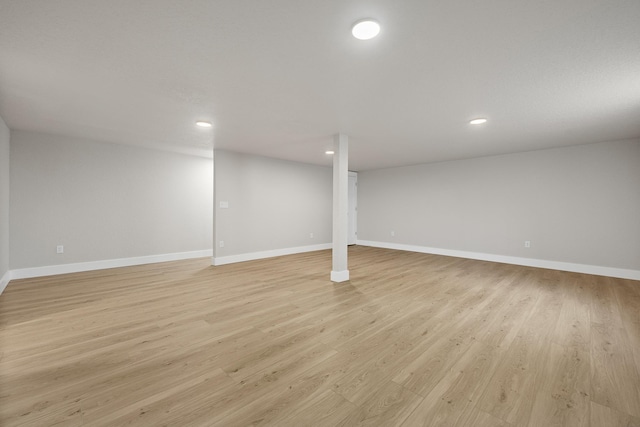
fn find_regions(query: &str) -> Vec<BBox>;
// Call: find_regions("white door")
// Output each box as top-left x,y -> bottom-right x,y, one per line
348,172 -> 357,245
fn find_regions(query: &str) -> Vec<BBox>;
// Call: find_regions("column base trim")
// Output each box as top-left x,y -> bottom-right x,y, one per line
331,270 -> 350,282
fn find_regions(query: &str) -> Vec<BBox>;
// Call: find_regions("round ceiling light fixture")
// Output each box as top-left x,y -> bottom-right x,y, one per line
352,19 -> 381,40
469,118 -> 488,125
325,150 -> 335,155
196,120 -> 213,128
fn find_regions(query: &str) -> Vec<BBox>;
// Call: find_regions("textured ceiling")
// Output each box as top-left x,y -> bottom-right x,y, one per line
1,0 -> 639,170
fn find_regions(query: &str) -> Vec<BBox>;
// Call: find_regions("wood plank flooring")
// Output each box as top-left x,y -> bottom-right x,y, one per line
1,246 -> 639,426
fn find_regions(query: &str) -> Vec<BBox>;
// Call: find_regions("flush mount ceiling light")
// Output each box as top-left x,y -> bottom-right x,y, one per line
195,121 -> 213,128
352,19 -> 381,40
469,118 -> 488,125
325,150 -> 335,155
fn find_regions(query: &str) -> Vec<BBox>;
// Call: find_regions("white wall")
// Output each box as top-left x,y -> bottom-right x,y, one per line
10,131 -> 213,270
358,139 -> 640,274
213,150 -> 332,263
0,115 -> 10,287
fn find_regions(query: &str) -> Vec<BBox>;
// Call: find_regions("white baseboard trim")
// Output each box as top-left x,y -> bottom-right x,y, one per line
331,270 -> 350,282
9,250 -> 213,282
357,240 -> 640,281
0,270 -> 11,295
212,243 -> 332,266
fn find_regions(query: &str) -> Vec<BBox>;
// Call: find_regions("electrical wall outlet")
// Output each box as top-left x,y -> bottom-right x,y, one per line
56,245 -> 64,254
524,240 -> 531,248
309,233 -> 314,238
391,231 -> 395,237
219,241 -> 225,248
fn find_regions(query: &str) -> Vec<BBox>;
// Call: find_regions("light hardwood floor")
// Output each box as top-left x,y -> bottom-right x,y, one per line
1,246 -> 639,426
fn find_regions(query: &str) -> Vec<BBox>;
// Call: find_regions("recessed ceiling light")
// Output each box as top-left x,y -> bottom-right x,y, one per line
325,150 -> 335,155
469,118 -> 488,125
352,19 -> 381,40
196,121 -> 212,128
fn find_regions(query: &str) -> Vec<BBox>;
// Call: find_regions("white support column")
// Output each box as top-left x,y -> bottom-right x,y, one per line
211,150 -> 217,266
331,133 -> 349,282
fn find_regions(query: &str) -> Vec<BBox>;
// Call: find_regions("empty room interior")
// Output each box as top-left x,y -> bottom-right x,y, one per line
1,1 -> 639,426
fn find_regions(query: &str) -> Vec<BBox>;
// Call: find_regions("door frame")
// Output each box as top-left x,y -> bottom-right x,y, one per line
348,171 -> 357,245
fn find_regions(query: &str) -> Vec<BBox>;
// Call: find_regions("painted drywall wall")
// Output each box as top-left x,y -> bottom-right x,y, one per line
10,131 -> 213,269
0,115 -> 10,284
214,150 -> 332,260
358,139 -> 640,272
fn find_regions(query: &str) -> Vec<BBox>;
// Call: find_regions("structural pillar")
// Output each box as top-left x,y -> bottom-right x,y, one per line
331,133 -> 349,282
